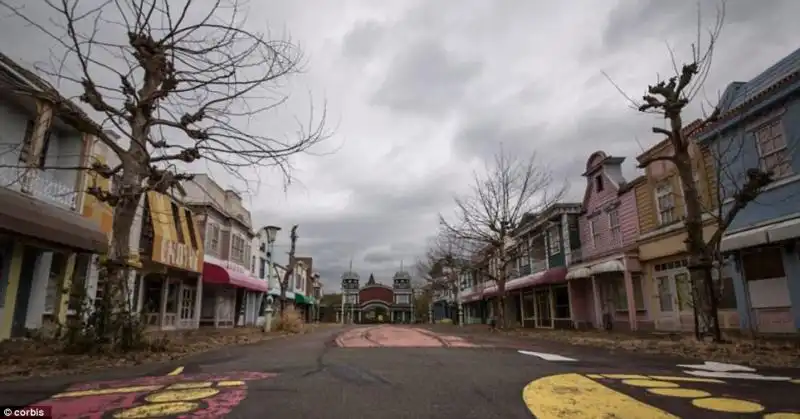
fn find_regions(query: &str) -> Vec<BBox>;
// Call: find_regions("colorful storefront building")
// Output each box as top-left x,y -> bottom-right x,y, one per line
566,151 -> 648,331
0,83 -> 108,340
697,48 -> 800,334
202,254 -> 267,327
134,191 -> 205,330
335,271 -> 413,324
461,203 -> 580,329
633,127 -> 739,332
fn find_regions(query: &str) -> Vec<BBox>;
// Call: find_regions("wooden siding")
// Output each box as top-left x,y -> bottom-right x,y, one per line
578,170 -> 640,261
146,191 -> 204,272
636,141 -> 718,235
81,149 -> 113,238
635,180 -> 656,233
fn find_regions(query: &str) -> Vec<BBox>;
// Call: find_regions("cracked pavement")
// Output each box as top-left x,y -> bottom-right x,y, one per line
0,325 -> 798,418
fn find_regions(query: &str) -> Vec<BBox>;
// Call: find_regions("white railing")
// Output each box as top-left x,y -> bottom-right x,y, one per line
531,260 -> 547,273
0,164 -> 77,209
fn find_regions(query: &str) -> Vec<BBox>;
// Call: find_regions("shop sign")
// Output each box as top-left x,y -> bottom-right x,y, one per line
160,239 -> 201,272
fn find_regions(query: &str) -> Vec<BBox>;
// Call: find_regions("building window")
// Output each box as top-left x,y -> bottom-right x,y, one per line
608,209 -> 620,242
170,202 -> 185,244
589,218 -> 600,245
655,182 -> 675,225
231,234 -> 246,264
184,209 -> 198,248
612,275 -> 645,311
259,257 -> 266,279
754,118 -> 791,179
595,175 -> 604,192
345,294 -> 356,304
206,223 -> 220,252
547,226 -> 561,255
741,247 -> 789,309
396,294 -> 410,304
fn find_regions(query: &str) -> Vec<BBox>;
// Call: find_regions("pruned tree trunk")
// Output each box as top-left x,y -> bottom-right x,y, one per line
1,0 -> 327,352
280,225 -> 299,314
616,6 -> 771,342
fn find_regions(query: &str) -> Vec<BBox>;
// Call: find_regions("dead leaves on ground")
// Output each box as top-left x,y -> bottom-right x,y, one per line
0,327 -> 297,381
508,328 -> 800,368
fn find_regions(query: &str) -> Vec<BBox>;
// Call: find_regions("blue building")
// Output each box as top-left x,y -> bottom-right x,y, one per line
697,47 -> 800,334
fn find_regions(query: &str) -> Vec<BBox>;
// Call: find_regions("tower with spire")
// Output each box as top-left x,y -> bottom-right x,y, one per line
391,261 -> 413,323
339,260 -> 360,323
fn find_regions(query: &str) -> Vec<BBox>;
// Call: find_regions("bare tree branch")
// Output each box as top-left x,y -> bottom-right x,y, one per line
438,144 -> 565,328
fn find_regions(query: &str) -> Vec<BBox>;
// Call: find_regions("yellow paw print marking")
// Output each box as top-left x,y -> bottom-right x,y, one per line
692,397 -> 764,413
764,413 -> 800,418
608,375 -> 766,414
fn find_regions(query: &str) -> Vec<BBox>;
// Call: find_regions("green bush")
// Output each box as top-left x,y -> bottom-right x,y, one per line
436,318 -> 454,325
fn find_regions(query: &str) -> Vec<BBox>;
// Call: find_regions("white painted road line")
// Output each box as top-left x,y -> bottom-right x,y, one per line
518,350 -> 577,362
677,361 -> 793,381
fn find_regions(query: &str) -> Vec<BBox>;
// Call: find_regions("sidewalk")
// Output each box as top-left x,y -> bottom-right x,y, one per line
0,326 -> 304,382
423,324 -> 800,368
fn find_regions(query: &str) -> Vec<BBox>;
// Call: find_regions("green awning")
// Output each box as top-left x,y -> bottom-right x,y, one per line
294,293 -> 312,305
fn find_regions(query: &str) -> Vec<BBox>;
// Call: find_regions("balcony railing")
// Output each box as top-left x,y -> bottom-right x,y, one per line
531,260 -> 547,273
0,158 -> 77,209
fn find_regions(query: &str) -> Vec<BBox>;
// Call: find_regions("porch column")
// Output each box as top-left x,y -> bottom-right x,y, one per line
0,243 -> 26,340
728,253 -> 753,333
548,287 -> 555,328
561,213 -> 572,264
85,255 -> 100,317
779,246 -> 800,331
623,269 -> 637,330
590,276 -> 602,329
54,253 -> 77,325
159,276 -> 169,328
25,251 -> 53,329
567,283 -> 576,329
177,280 -> 185,327
135,274 -> 145,313
519,292 -> 524,326
193,277 -> 202,329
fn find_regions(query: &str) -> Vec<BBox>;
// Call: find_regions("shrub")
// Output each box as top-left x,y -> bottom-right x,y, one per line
274,308 -> 305,333
437,318 -> 454,325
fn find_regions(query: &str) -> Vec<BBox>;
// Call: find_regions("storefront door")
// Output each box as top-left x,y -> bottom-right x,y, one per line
654,266 -> 693,331
535,289 -> 552,328
179,285 -> 196,328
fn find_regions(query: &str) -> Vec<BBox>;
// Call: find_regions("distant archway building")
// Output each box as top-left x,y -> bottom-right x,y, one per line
336,270 -> 413,324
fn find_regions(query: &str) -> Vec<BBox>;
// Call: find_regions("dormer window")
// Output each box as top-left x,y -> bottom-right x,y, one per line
595,175 -> 604,192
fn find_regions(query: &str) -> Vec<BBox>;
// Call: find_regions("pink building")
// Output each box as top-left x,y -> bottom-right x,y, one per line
566,151 -> 651,331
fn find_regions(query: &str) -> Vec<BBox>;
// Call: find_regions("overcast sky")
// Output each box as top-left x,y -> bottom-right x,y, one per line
2,0 -> 798,290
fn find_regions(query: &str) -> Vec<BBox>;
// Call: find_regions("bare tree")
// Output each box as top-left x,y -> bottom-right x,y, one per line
279,225 -> 299,314
439,145 -> 564,328
0,0 -> 327,348
615,3 -> 771,341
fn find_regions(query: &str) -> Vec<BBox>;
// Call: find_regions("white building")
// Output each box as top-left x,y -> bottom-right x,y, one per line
0,53 -> 108,340
183,174 -> 265,328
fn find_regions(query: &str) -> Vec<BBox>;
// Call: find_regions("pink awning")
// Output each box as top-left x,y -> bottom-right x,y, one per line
203,262 -> 268,292
464,267 -> 569,299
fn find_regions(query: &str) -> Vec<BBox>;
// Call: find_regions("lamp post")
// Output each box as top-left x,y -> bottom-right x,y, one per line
261,225 -> 281,332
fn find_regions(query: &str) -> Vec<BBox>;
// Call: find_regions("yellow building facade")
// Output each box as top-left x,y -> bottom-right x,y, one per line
80,141 -> 204,331
634,129 -> 739,332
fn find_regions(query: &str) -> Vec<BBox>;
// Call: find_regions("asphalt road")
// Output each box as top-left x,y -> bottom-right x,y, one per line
1,325 -> 798,418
